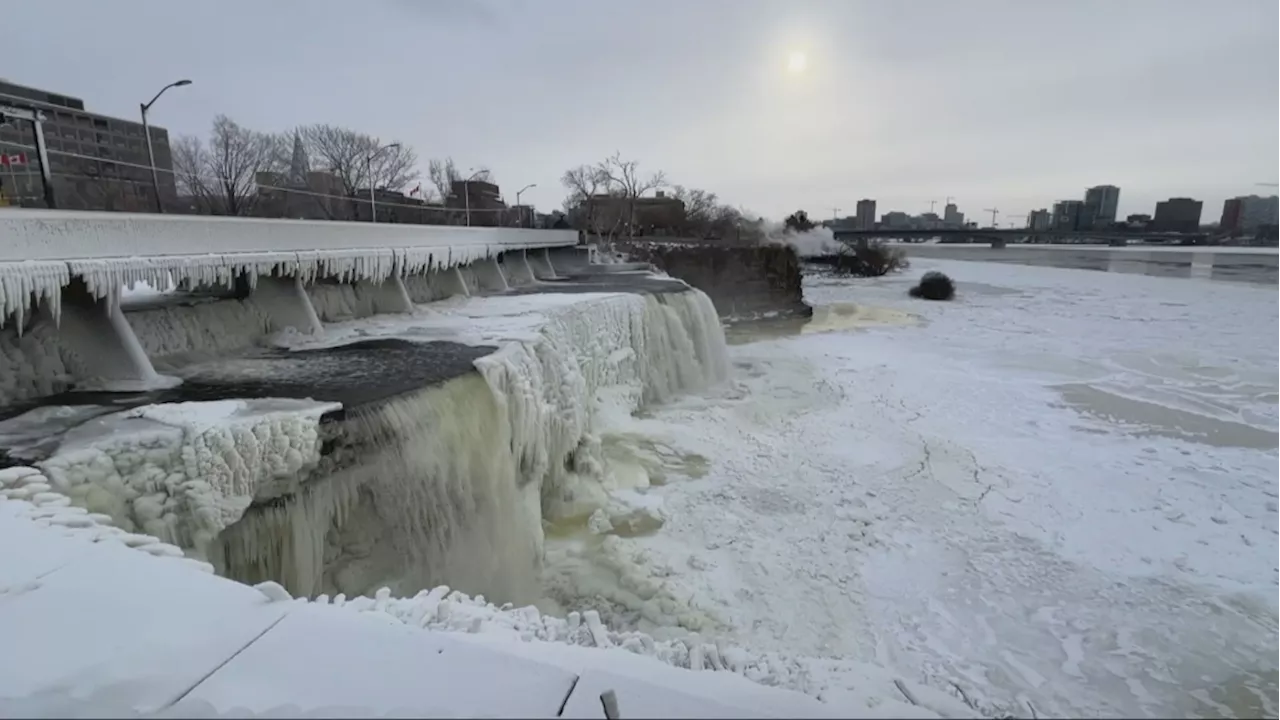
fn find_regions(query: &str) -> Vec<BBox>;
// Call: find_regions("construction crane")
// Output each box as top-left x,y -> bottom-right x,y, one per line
831,207 -> 842,221
983,207 -> 999,227
1257,182 -> 1279,188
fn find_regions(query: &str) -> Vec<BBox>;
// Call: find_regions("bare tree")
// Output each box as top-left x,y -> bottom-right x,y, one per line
670,185 -> 719,237
171,134 -> 211,211
170,114 -> 282,213
171,115 -> 283,216
596,152 -> 666,241
428,157 -> 460,201
561,163 -> 624,242
297,124 -> 419,196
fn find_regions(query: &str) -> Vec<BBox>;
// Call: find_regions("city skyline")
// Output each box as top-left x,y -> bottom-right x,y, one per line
2,0 -> 1276,221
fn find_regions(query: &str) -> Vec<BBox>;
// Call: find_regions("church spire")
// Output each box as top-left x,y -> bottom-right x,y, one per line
288,133 -> 310,186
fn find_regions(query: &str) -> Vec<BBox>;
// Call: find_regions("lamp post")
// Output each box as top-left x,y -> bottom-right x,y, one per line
366,142 -> 401,223
141,79 -> 192,214
515,183 -> 536,227
463,169 -> 485,227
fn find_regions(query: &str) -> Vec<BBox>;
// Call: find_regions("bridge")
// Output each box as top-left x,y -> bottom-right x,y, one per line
830,226 -> 1208,246
0,209 -> 581,399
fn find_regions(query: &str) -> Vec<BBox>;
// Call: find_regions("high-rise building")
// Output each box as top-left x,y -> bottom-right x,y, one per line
855,198 -> 876,230
1052,200 -> 1084,231
1151,198 -> 1203,233
881,211 -> 910,229
1220,197 -> 1244,234
1082,185 -> 1121,229
943,203 -> 964,228
1220,195 -> 1278,234
0,79 -> 176,211
1027,209 -> 1052,230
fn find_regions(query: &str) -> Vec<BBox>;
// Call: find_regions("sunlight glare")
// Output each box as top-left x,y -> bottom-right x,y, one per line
787,51 -> 807,73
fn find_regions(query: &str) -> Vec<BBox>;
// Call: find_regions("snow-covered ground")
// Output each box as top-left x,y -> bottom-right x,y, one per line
557,258 -> 1278,718
4,258 -> 1275,717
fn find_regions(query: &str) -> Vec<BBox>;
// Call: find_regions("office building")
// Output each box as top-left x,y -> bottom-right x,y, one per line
880,211 -> 911,229
0,79 -> 176,211
1151,197 -> 1203,233
1052,200 -> 1084,231
1082,185 -> 1121,229
1220,195 -> 1278,234
1027,209 -> 1052,230
855,198 -> 876,230
943,203 -> 965,228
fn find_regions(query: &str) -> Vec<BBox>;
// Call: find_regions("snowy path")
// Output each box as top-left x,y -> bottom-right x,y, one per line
563,259 -> 1278,718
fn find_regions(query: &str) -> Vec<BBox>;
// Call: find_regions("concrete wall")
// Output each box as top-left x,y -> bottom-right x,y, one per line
625,242 -> 811,320
900,243 -> 1278,285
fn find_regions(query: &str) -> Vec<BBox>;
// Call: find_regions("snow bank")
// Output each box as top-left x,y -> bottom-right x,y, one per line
0,459 -> 960,719
0,465 -> 214,573
27,398 -> 338,562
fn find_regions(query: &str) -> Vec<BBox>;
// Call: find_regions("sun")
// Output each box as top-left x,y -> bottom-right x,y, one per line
787,51 -> 808,73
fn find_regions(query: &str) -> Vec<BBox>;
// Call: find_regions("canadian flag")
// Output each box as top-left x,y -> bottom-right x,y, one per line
408,183 -> 421,197
0,152 -> 27,167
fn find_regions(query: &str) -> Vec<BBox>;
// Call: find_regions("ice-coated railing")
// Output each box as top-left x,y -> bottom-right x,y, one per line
0,210 -> 577,324
0,209 -> 576,262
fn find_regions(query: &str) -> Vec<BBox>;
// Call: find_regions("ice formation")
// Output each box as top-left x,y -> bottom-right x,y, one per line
0,464 -> 215,573
0,245 -> 528,329
215,374 -> 541,604
213,288 -> 730,605
30,398 -> 338,562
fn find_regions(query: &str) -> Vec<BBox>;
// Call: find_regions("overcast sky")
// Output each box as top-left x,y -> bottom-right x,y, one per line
4,0 -> 1276,222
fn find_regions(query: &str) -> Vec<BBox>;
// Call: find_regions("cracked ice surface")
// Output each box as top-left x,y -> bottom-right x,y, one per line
554,258 -> 1277,718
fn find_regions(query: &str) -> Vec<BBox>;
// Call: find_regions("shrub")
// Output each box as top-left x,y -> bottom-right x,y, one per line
831,240 -> 908,277
908,271 -> 956,301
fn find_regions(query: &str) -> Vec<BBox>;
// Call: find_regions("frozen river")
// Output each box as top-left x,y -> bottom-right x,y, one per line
559,257 -> 1278,717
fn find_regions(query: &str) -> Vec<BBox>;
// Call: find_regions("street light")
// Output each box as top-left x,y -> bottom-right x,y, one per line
463,168 -> 485,227
515,183 -> 536,228
141,79 -> 192,214
366,142 -> 401,223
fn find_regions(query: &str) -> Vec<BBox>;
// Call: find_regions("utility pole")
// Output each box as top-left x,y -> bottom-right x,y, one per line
463,169 -> 485,227
515,183 -> 536,228
983,207 -> 999,227
366,141 -> 401,223
140,79 -> 192,213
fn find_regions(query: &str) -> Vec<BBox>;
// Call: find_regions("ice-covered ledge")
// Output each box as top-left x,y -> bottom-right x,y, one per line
0,211 -> 579,397
0,209 -> 577,262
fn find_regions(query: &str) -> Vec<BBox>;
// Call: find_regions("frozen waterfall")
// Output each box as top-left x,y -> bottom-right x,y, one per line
16,286 -> 730,604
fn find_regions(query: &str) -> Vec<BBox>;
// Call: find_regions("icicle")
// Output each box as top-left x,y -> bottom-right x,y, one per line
0,260 -> 70,332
